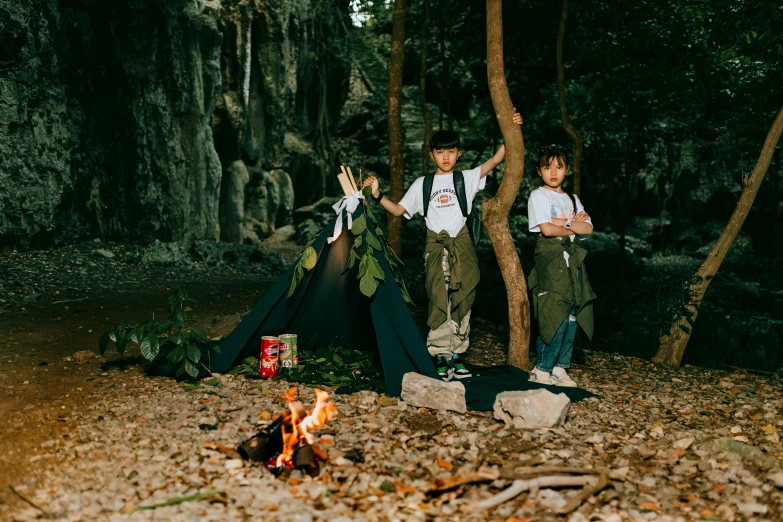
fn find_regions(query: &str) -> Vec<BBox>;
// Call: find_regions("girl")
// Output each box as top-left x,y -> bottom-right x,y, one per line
526,145 -> 596,387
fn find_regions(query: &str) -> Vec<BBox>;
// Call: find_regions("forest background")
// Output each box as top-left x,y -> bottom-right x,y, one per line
0,0 -> 781,373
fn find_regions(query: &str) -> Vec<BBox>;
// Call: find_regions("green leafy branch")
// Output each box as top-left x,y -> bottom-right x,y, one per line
286,185 -> 413,302
346,211 -> 386,297
99,288 -> 218,379
288,238 -> 318,297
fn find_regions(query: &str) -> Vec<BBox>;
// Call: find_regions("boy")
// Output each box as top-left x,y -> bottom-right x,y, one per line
363,110 -> 522,380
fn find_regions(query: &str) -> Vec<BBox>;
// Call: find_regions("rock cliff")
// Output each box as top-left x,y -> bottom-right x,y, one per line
0,0 -> 350,248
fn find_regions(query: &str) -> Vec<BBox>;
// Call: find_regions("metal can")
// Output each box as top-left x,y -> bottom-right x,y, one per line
260,336 -> 279,378
278,334 -> 298,370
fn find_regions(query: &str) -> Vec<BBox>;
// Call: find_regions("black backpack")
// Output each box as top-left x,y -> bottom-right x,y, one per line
422,171 -> 482,248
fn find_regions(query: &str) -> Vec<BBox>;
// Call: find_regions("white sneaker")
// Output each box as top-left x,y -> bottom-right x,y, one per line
551,367 -> 577,387
529,368 -> 554,385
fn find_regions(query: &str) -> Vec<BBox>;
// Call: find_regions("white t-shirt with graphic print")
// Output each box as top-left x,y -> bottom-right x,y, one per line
527,186 -> 591,265
398,167 -> 485,237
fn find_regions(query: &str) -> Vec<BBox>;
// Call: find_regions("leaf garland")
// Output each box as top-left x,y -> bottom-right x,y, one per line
286,185 -> 413,302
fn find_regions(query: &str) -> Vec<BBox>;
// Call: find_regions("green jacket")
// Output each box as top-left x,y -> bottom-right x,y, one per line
424,226 -> 479,330
528,236 -> 596,345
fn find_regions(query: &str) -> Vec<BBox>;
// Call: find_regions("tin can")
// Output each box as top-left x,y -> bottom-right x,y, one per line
260,336 -> 279,378
278,334 -> 298,370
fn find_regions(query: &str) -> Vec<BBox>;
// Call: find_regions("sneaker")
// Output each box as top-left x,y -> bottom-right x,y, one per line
433,355 -> 452,381
529,368 -> 554,385
450,353 -> 472,379
551,367 -> 577,387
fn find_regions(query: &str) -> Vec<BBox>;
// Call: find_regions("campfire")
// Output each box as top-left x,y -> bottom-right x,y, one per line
238,388 -> 337,478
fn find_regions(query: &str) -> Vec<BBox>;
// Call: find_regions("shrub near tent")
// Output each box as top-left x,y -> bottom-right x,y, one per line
99,288 -> 218,378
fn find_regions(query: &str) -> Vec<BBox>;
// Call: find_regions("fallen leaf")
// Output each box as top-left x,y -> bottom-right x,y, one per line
762,425 -> 778,434
135,418 -> 148,423
258,411 -> 272,420
437,458 -> 453,471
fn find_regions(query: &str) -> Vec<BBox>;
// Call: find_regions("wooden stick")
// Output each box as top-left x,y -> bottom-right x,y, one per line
430,469 -> 500,491
9,485 -> 49,515
556,469 -> 610,514
337,173 -> 353,196
340,165 -> 356,191
501,465 -> 603,479
346,166 -> 359,193
134,489 -> 224,511
466,475 -> 598,512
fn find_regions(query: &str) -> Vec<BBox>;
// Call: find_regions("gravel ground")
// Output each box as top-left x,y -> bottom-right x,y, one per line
6,350 -> 783,521
3,237 -> 783,521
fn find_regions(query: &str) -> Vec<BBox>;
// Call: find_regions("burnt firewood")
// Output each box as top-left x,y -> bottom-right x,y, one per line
293,443 -> 320,477
238,417 -> 284,462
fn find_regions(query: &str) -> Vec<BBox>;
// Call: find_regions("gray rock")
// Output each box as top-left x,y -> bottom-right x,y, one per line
493,389 -> 571,429
400,373 -> 466,413
219,160 -> 251,243
92,249 -> 115,259
767,471 -> 783,488
142,241 -> 191,267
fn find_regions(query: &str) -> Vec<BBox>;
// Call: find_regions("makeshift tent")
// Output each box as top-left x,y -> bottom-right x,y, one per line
211,200 -> 594,407
211,203 -> 438,397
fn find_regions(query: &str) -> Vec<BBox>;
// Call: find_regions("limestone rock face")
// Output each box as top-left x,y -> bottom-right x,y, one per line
0,0 -> 349,248
493,389 -> 571,429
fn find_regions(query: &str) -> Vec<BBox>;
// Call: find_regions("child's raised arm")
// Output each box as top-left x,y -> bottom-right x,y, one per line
362,176 -> 407,217
479,108 -> 523,178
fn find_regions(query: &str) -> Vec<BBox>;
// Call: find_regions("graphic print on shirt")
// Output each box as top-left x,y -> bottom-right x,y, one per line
549,202 -> 574,221
430,188 -> 458,211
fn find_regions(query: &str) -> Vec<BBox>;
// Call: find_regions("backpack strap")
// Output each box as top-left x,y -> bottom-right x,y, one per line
422,173 -> 435,217
453,171 -> 469,218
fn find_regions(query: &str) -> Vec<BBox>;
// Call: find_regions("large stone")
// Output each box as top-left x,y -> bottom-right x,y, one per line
493,389 -> 571,429
141,241 -> 191,267
400,373 -> 466,414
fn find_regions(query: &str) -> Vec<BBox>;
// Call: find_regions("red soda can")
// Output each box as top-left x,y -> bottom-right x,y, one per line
260,336 -> 279,378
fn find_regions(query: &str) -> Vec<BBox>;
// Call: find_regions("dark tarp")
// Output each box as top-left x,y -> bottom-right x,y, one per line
211,206 -> 595,407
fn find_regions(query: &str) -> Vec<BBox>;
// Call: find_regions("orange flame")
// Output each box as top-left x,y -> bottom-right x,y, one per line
274,388 -> 336,468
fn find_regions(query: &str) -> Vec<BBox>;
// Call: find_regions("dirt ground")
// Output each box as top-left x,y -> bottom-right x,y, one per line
0,275 -> 273,511
2,250 -> 783,520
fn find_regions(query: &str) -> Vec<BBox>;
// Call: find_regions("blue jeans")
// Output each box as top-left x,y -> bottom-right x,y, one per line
535,310 -> 577,373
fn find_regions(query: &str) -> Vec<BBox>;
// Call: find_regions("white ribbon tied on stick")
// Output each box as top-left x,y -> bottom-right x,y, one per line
327,193 -> 365,244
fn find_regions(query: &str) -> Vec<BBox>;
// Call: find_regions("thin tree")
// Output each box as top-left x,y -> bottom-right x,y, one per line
556,0 -> 583,197
484,0 -> 530,369
654,105 -> 783,365
420,0 -> 433,178
387,0 -> 407,254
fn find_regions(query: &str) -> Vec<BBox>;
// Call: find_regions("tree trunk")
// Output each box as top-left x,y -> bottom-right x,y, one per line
556,0 -> 583,197
387,0 -> 407,254
420,0 -> 433,178
484,0 -> 530,369
654,105 -> 783,365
